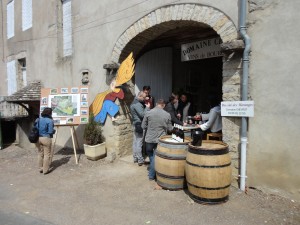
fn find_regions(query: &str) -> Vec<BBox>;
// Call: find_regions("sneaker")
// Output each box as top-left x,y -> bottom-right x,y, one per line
138,162 -> 144,166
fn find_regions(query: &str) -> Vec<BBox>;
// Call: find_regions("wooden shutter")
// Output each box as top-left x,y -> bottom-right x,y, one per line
63,0 -> 72,56
135,47 -> 172,102
22,0 -> 32,31
7,60 -> 17,95
7,0 -> 14,39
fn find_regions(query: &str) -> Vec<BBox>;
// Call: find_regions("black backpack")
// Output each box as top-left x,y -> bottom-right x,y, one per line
28,119 -> 39,143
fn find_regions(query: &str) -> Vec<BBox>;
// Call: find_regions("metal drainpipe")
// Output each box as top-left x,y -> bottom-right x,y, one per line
0,112 -> 3,150
239,0 -> 251,192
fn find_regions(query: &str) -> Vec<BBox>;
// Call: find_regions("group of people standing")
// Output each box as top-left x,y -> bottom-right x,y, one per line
130,86 -> 222,181
33,86 -> 221,180
130,86 -> 173,180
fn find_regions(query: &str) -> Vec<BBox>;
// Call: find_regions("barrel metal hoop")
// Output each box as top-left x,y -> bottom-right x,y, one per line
156,151 -> 186,160
188,147 -> 229,155
187,181 -> 230,190
158,141 -> 188,150
156,171 -> 185,180
186,160 -> 231,168
156,180 -> 184,190
188,191 -> 229,204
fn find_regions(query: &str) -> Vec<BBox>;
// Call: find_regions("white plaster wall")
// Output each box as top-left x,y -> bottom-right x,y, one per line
248,0 -> 300,200
0,0 -> 237,97
0,1 -> 237,149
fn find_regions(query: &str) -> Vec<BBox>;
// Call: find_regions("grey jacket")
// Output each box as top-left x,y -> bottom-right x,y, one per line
130,97 -> 149,125
142,107 -> 173,143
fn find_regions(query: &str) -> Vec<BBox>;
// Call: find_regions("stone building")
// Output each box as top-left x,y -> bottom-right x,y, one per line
0,0 -> 299,200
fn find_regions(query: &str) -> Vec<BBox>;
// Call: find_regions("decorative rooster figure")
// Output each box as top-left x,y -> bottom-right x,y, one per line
90,52 -> 135,124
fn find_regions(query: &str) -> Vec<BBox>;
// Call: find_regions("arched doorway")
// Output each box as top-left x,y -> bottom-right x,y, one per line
107,4 -> 241,180
133,23 -> 224,114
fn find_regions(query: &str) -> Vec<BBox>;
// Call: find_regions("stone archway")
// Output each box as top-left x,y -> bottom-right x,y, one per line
108,4 -> 242,182
111,4 -> 238,63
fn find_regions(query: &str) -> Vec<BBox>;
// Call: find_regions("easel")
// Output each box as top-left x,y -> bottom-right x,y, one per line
51,124 -> 80,164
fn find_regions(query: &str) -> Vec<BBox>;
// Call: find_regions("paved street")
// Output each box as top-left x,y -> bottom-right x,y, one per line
0,145 -> 299,225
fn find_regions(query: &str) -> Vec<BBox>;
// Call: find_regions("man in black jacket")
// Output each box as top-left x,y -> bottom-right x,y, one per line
164,96 -> 186,126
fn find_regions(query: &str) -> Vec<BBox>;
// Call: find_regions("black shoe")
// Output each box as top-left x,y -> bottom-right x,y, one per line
43,170 -> 51,175
138,162 -> 144,166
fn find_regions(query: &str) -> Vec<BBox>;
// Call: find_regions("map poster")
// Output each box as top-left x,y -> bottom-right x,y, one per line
40,86 -> 89,125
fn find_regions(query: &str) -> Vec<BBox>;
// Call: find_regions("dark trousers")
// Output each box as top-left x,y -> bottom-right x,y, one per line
145,142 -> 157,180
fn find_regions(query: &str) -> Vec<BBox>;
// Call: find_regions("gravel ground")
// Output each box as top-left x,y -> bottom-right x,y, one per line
0,144 -> 299,225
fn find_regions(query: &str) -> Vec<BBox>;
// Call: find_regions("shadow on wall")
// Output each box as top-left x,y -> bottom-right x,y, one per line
119,82 -> 135,123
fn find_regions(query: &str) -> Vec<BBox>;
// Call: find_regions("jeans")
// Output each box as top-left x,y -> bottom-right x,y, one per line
132,129 -> 144,163
145,142 -> 157,180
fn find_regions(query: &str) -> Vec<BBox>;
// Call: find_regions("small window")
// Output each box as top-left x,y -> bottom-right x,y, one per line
18,58 -> 27,87
7,60 -> 17,95
63,0 -> 72,56
7,0 -> 14,39
22,0 -> 32,31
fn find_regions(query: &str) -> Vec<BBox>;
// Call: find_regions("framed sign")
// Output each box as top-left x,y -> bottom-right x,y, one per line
221,101 -> 254,117
41,86 -> 89,125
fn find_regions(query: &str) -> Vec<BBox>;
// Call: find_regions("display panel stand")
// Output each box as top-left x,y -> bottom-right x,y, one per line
52,125 -> 79,164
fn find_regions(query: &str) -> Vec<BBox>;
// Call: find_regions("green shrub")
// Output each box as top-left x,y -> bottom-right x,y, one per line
83,114 -> 105,145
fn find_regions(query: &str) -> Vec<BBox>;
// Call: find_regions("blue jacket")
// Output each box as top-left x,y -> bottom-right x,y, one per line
35,116 -> 55,138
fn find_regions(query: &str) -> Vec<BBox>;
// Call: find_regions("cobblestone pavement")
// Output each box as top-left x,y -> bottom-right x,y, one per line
0,145 -> 299,225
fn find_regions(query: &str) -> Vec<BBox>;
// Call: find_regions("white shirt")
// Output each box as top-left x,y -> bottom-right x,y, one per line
200,105 -> 222,132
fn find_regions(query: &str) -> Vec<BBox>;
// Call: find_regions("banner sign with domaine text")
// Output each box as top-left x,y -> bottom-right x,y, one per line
221,101 -> 254,117
181,37 -> 223,62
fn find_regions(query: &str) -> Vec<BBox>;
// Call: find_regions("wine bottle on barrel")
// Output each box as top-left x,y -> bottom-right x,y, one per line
172,125 -> 176,140
177,125 -> 184,142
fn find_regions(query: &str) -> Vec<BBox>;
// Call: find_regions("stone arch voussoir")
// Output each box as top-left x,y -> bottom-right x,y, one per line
111,3 -> 238,62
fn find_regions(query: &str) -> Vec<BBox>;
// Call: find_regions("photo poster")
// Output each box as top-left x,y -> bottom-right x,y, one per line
40,86 -> 89,125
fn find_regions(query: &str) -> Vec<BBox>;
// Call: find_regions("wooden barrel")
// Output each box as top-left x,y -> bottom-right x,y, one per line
185,140 -> 232,204
155,135 -> 192,190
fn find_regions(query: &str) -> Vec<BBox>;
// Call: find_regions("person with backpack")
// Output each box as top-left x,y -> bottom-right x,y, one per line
35,107 -> 55,175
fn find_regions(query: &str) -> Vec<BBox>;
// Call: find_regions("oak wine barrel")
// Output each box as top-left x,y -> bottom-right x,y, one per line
155,135 -> 191,190
185,140 -> 232,204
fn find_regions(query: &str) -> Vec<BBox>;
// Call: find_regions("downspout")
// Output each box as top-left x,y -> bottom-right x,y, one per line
239,0 -> 251,192
0,112 -> 2,150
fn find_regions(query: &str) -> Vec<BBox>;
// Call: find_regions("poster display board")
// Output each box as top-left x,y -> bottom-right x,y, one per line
40,86 -> 89,125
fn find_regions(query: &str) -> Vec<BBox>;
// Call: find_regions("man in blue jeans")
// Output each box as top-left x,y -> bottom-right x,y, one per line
142,99 -> 172,180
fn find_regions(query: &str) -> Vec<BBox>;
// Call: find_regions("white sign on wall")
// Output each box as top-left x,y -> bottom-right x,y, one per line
181,37 -> 223,61
221,101 -> 254,117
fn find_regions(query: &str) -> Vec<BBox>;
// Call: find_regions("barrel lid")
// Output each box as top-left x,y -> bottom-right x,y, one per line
189,140 -> 228,150
159,135 -> 192,145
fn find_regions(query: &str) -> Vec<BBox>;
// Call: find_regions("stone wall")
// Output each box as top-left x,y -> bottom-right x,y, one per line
109,3 -> 242,185
222,52 -> 243,185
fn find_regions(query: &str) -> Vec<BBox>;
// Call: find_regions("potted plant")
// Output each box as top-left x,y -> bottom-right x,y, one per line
83,114 -> 106,160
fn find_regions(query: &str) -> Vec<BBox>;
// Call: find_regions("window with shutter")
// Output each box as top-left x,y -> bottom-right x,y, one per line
22,0 -> 32,31
63,0 -> 72,56
7,0 -> 14,39
7,60 -> 17,95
